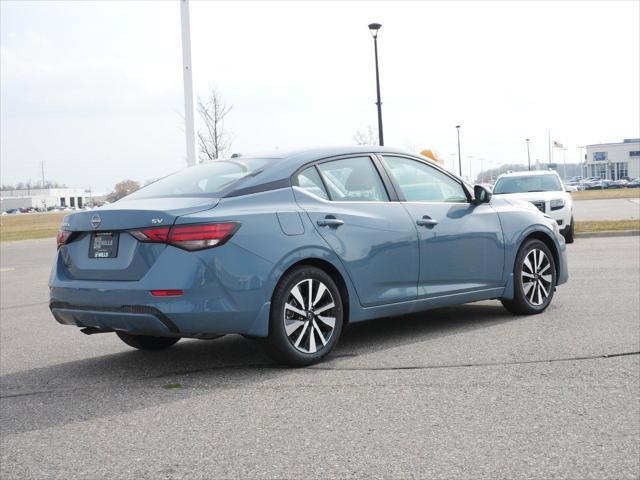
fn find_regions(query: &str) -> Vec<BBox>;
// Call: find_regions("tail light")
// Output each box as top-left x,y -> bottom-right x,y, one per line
130,222 -> 240,251
56,230 -> 72,248
150,289 -> 184,297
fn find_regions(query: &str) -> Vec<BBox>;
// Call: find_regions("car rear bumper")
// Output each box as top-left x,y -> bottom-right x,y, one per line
49,293 -> 271,338
48,240 -> 277,338
50,301 -> 181,336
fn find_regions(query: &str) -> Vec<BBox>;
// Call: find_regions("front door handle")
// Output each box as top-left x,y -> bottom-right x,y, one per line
416,216 -> 438,227
317,217 -> 345,228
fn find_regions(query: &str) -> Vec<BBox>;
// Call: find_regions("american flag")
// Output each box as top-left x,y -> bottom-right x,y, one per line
553,141 -> 564,148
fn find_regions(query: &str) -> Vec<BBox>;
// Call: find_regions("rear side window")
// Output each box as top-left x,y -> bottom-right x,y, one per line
125,158 -> 271,199
297,166 -> 329,200
316,157 -> 389,202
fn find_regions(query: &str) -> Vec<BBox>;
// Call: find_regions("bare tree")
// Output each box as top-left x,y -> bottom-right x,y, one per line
107,180 -> 140,202
353,125 -> 378,146
197,86 -> 232,162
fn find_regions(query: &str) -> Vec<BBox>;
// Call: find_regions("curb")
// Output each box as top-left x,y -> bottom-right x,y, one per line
575,230 -> 640,239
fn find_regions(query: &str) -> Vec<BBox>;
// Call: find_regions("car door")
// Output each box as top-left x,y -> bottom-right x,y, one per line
292,155 -> 419,307
379,154 -> 504,298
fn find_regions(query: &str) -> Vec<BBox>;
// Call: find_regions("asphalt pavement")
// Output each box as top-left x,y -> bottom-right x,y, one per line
1,237 -> 639,479
573,197 -> 640,221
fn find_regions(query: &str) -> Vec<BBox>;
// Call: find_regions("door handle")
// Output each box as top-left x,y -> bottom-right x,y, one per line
416,216 -> 438,227
317,217 -> 344,228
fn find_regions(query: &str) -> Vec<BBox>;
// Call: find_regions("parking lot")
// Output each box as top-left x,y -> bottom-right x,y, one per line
1,236 -> 639,479
573,198 -> 640,221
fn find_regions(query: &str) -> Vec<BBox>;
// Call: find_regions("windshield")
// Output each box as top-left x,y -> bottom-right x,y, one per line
493,174 -> 562,194
123,158 -> 272,200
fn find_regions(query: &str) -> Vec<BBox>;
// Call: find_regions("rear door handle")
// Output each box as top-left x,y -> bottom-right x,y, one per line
416,216 -> 438,227
317,217 -> 344,228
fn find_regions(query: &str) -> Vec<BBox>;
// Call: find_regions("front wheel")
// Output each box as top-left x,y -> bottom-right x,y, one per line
116,332 -> 180,350
501,239 -> 557,315
267,266 -> 344,366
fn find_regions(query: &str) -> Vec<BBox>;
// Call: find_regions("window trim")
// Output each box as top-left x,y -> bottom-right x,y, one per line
291,153 -> 397,203
375,153 -> 472,204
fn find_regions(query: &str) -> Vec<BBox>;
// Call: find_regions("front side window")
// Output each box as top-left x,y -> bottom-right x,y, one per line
316,157 -> 389,202
493,174 -> 563,194
383,156 -> 467,202
296,166 -> 329,199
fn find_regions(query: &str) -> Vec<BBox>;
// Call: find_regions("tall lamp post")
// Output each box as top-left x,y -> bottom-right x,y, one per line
180,0 -> 196,167
368,23 -> 384,146
456,125 -> 462,176
526,138 -> 531,171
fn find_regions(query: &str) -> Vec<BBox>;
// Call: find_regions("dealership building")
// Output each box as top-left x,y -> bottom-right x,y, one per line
585,138 -> 640,180
0,187 -> 88,211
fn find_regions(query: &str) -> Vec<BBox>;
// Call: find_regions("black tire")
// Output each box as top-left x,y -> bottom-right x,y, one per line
116,332 -> 180,350
267,266 -> 344,366
563,216 -> 575,244
501,239 -> 557,315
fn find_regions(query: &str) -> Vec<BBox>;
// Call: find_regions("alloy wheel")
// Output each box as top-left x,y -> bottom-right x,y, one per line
283,278 -> 336,354
522,248 -> 553,306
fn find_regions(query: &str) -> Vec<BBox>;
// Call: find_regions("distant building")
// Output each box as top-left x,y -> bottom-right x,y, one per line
585,138 -> 640,180
0,187 -> 88,211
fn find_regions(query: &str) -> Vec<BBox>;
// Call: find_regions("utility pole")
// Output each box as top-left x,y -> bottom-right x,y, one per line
180,0 -> 196,167
526,138 -> 531,171
456,125 -> 462,177
40,161 -> 45,188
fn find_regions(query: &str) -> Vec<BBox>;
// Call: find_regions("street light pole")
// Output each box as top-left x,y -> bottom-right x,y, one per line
180,0 -> 196,167
526,138 -> 531,171
368,23 -> 384,146
456,125 -> 462,177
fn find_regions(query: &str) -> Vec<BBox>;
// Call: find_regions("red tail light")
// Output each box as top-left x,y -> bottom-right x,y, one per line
130,222 -> 239,251
150,289 -> 184,297
129,227 -> 170,243
56,230 -> 72,248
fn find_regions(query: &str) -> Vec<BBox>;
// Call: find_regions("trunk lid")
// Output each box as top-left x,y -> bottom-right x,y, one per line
63,197 -> 219,231
58,197 -> 219,282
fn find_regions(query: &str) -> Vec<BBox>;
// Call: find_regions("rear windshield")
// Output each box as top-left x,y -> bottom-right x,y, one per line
493,174 -> 562,194
124,158 -> 271,199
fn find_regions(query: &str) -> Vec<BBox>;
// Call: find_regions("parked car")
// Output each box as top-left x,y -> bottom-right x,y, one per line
608,179 -> 628,189
627,178 -> 640,188
49,147 -> 568,366
492,170 -> 574,243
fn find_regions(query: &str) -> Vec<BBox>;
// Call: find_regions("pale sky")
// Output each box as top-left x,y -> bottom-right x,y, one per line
1,0 -> 639,192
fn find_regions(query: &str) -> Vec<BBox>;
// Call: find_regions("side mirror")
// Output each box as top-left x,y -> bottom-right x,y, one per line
473,184 -> 492,205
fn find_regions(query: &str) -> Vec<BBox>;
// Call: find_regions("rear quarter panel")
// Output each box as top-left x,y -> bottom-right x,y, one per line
179,188 -> 360,323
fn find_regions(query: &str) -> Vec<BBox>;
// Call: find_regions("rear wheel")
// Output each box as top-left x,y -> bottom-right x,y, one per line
267,266 -> 344,366
501,239 -> 557,315
116,332 -> 180,350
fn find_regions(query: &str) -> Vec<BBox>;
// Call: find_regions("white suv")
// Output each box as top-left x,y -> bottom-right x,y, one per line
492,170 -> 574,243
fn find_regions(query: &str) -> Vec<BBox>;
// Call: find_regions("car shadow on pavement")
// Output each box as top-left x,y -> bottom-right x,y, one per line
0,301 -> 518,435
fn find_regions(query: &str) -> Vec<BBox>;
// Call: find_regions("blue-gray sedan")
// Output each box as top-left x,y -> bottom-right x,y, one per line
50,147 -> 568,365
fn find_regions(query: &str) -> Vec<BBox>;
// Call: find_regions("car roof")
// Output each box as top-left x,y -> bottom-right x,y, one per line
223,146 -> 433,197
